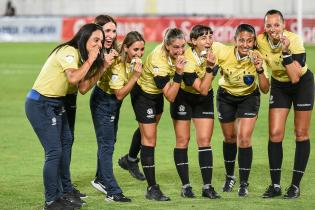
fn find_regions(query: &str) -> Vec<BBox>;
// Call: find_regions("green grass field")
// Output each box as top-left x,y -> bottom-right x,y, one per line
0,42 -> 314,210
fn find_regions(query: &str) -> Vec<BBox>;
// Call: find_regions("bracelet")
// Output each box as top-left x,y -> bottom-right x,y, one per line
256,68 -> 264,74
173,72 -> 183,83
282,56 -> 294,66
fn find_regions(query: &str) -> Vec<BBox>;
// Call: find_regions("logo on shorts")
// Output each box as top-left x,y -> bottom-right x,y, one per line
110,115 -> 115,122
177,105 -> 187,115
202,112 -> 213,115
218,112 -> 223,119
297,103 -> 311,107
244,112 -> 256,116
269,95 -> 274,104
146,108 -> 154,118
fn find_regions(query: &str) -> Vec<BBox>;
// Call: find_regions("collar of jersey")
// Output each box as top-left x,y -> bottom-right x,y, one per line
267,35 -> 282,50
235,48 -> 250,62
192,49 -> 205,66
168,56 -> 175,67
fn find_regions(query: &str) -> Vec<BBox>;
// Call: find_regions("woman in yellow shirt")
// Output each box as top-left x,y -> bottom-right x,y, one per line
258,10 -> 314,199
25,23 -> 106,210
131,28 -> 186,201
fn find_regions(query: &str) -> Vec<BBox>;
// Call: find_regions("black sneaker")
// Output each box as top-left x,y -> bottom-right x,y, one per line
262,184 -> 282,198
72,185 -> 88,199
43,198 -> 75,210
91,178 -> 107,194
145,184 -> 171,201
181,184 -> 195,198
62,192 -> 86,208
105,193 -> 131,202
118,154 -> 146,181
222,175 -> 236,192
238,182 -> 249,197
283,185 -> 300,199
202,185 -> 221,199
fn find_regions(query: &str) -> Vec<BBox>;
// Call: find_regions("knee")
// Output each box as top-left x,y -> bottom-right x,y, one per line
269,129 -> 284,141
142,135 -> 156,147
224,134 -> 236,144
295,128 -> 309,140
46,148 -> 62,161
238,136 -> 251,148
197,136 -> 210,147
176,136 -> 190,148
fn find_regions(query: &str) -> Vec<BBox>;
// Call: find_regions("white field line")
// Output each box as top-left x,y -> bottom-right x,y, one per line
0,63 -> 42,75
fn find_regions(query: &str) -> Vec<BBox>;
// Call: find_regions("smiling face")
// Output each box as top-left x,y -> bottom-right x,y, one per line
102,22 -> 117,49
166,38 -> 186,59
124,41 -> 145,62
264,13 -> 285,42
192,32 -> 213,53
235,31 -> 255,57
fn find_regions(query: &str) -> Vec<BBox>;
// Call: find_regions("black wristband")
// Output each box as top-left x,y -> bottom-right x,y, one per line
206,66 -> 213,73
212,65 -> 219,76
256,68 -> 264,74
282,55 -> 294,66
173,72 -> 183,83
282,50 -> 291,56
206,65 -> 219,76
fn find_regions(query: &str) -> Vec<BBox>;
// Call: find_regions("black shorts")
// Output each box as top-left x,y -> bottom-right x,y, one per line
216,87 -> 260,123
130,84 -> 164,123
269,69 -> 314,111
170,89 -> 214,120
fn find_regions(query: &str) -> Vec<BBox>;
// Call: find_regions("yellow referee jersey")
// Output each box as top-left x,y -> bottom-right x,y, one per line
97,57 -> 135,94
257,30 -> 308,82
33,46 -> 80,97
137,44 -> 176,94
213,43 -> 268,96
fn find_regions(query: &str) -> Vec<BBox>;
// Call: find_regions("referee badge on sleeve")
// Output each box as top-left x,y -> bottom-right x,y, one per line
111,74 -> 119,82
65,55 -> 74,64
153,66 -> 159,73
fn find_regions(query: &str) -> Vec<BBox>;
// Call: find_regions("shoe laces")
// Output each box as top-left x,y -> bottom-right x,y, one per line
225,179 -> 235,188
182,185 -> 194,196
149,185 -> 163,197
285,185 -> 299,195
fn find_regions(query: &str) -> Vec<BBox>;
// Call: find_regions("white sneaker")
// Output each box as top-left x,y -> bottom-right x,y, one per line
91,179 -> 107,194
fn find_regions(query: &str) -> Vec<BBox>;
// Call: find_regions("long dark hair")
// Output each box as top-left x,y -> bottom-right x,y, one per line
51,23 -> 105,72
94,14 -> 119,52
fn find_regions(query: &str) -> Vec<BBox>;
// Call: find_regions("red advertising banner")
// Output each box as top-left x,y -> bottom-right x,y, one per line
62,17 -> 315,44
